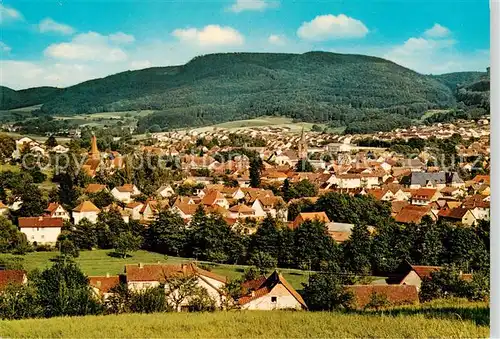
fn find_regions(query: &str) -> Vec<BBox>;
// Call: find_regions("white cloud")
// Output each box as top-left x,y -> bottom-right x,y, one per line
424,23 -> 451,38
268,34 -> 286,46
129,60 -> 152,70
38,18 -> 75,35
0,41 -> 11,53
297,14 -> 369,41
110,32 -> 135,44
228,0 -> 278,13
0,4 -> 22,24
44,32 -> 130,62
172,25 -> 244,47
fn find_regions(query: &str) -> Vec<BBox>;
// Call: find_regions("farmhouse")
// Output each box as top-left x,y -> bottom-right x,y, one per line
18,216 -> 64,245
124,263 -> 227,311
72,201 -> 101,224
238,271 -> 307,310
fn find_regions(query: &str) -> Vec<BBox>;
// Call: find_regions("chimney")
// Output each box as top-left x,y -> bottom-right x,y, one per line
139,263 -> 144,269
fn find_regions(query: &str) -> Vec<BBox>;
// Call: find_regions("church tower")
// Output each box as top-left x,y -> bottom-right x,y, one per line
89,134 -> 100,159
298,127 -> 308,159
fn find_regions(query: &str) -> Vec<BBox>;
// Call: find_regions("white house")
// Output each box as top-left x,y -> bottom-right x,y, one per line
45,202 -> 70,221
238,271 -> 307,310
125,202 -> 144,220
72,200 -> 101,224
111,184 -> 141,203
18,216 -> 64,245
156,185 -> 175,198
124,263 -> 227,311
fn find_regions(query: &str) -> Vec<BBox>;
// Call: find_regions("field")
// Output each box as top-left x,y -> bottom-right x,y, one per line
0,249 -> 311,289
0,301 -> 489,338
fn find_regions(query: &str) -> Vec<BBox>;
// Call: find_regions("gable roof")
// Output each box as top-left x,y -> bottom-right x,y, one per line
438,207 -> 473,220
114,184 -> 137,193
0,270 -> 26,289
45,202 -> 64,214
410,172 -> 463,187
201,189 -> 226,206
73,200 -> 101,213
89,276 -> 120,295
394,205 -> 432,224
18,217 -> 64,228
238,271 -> 307,309
295,212 -> 330,224
85,183 -> 107,194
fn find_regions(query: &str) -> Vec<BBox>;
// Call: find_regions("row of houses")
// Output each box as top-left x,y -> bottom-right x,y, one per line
0,259 -> 475,311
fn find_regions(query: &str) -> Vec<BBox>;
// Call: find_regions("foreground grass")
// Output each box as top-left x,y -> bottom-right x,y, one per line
0,249 -> 310,289
0,303 -> 489,338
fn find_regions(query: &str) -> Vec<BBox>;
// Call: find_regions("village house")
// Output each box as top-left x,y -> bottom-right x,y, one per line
238,271 -> 307,310
89,274 -> 121,301
462,195 -> 490,221
125,201 -> 145,221
156,185 -> 175,198
44,202 -> 70,221
18,216 -> 64,245
291,212 -> 330,229
84,183 -> 108,194
438,207 -> 477,226
124,263 -> 227,311
394,205 -> 436,224
386,261 -> 472,291
111,184 -> 142,203
72,201 -> 101,224
201,189 -> 230,209
409,172 -> 464,189
411,188 -> 442,206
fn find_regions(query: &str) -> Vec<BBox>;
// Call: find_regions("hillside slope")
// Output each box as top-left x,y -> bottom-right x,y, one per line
0,86 -> 62,110
29,52 -> 454,132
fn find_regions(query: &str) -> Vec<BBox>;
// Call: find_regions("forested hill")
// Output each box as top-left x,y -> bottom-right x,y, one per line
432,71 -> 486,90
0,86 -> 62,110
3,52 -> 457,133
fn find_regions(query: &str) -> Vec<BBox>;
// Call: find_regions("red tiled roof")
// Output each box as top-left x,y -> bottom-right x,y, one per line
115,184 -> 136,193
438,207 -> 471,220
201,189 -> 225,206
0,270 -> 26,289
411,265 -> 442,279
73,201 -> 100,213
125,263 -> 226,283
89,276 -> 120,295
18,217 -> 64,228
346,285 -> 418,309
394,205 -> 432,224
85,184 -> 107,194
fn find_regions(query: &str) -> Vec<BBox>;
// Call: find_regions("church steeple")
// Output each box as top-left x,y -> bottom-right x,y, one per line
298,127 -> 307,159
90,133 -> 100,159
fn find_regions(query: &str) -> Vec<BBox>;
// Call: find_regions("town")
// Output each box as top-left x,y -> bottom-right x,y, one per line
0,116 -> 490,317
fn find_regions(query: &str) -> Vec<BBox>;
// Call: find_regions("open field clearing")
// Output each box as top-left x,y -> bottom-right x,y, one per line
189,116 -> 324,133
0,250 -> 311,289
0,301 -> 489,338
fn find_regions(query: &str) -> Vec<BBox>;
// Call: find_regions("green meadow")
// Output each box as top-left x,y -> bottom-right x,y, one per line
0,300 -> 489,338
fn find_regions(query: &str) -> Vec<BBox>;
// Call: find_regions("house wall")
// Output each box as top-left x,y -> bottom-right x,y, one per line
111,189 -> 132,203
240,284 -> 303,310
21,227 -> 61,245
462,211 -> 477,226
73,211 -> 99,224
53,206 -> 70,220
401,271 -> 423,290
471,207 -> 490,221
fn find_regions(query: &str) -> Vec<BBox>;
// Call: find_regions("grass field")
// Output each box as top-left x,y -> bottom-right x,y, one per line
0,250 -> 311,289
189,116 -> 325,133
0,301 -> 489,338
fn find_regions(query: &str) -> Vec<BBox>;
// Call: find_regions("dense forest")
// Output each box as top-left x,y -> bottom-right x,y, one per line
0,86 -> 61,110
0,52 -> 457,133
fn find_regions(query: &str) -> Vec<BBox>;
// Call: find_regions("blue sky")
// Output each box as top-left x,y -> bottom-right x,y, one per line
0,0 -> 490,89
